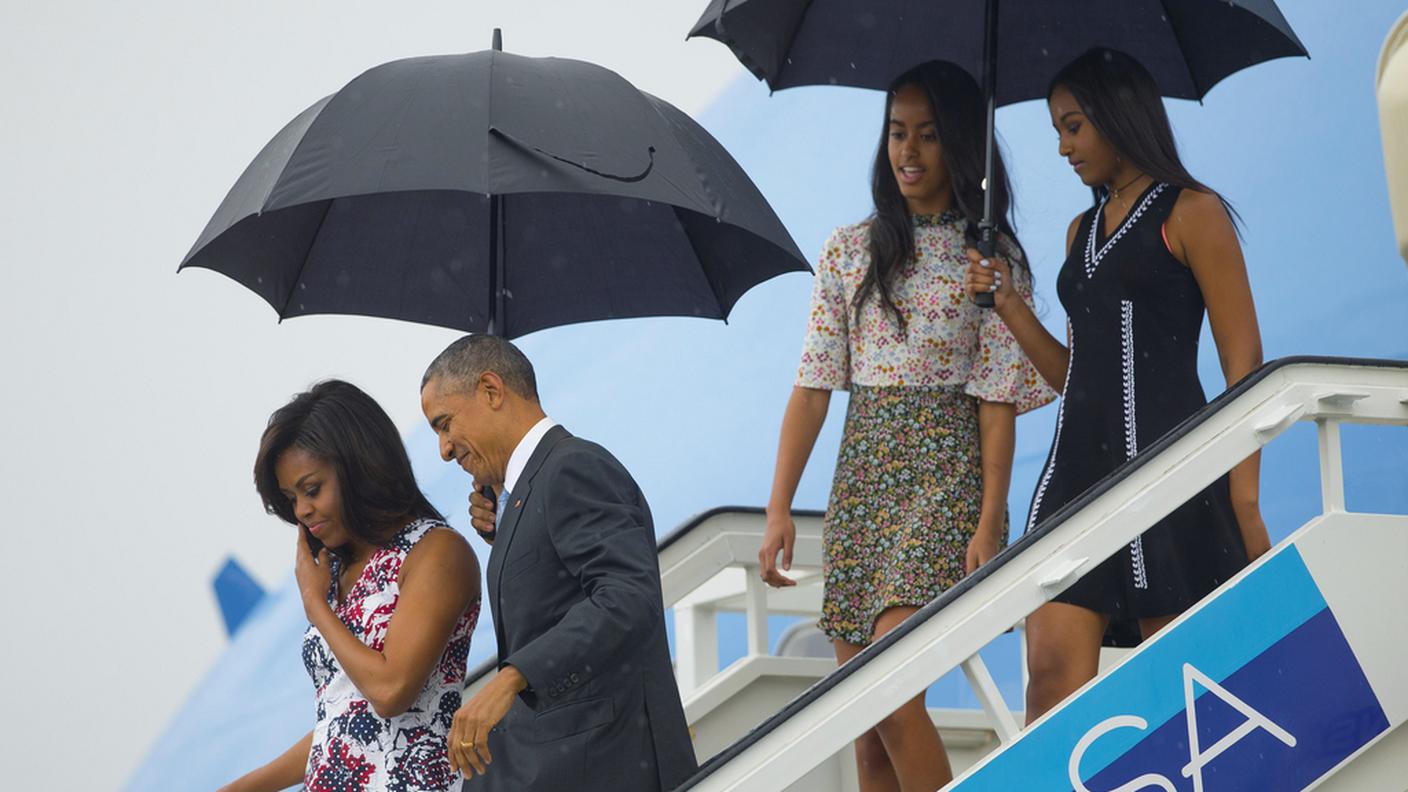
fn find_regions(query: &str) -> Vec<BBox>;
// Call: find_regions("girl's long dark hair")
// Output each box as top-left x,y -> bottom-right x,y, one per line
1049,48 -> 1240,225
255,379 -> 442,554
861,60 -> 1025,332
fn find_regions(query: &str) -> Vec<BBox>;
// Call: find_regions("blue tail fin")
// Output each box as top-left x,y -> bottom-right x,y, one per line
212,556 -> 265,637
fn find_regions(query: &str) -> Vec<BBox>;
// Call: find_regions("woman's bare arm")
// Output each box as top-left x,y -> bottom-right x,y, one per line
759,386 -> 832,587
1168,189 -> 1271,560
299,530 -> 480,717
968,400 -> 1016,573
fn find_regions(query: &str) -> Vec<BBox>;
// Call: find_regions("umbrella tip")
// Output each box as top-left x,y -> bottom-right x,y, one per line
492,28 -> 502,52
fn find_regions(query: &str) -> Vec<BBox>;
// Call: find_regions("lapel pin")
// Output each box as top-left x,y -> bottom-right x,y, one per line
514,499 -> 522,508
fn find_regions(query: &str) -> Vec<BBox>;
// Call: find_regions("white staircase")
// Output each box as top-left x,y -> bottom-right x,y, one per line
671,356 -> 1408,792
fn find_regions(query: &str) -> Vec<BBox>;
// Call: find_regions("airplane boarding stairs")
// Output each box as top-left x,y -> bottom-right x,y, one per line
464,357 -> 1408,791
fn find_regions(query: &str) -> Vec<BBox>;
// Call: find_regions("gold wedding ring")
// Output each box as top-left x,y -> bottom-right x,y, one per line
460,740 -> 475,748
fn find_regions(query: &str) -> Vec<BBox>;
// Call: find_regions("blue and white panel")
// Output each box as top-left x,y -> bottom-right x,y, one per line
951,512 -> 1408,791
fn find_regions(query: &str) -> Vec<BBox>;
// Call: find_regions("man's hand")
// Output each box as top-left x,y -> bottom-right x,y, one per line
448,665 -> 528,777
469,485 -> 498,545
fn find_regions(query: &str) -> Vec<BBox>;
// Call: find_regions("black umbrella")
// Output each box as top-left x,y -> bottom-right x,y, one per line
690,0 -> 1308,305
181,31 -> 808,338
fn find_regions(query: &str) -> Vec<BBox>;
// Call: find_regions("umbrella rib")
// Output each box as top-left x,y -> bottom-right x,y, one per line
672,208 -> 731,320
275,200 -> 334,321
771,0 -> 820,90
1157,0 -> 1204,100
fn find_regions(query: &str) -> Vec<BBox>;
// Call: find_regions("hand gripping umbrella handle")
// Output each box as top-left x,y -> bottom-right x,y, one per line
974,229 -> 997,308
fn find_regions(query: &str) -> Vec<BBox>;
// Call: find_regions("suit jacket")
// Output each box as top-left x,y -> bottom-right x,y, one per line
465,425 -> 697,792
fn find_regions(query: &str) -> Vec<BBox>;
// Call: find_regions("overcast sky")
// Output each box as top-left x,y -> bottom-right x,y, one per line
0,2 -> 743,787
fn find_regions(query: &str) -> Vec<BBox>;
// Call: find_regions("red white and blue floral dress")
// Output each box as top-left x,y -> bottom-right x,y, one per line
301,518 -> 479,791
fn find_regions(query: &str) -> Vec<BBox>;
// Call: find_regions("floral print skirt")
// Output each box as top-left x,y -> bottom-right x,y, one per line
819,384 -> 1005,646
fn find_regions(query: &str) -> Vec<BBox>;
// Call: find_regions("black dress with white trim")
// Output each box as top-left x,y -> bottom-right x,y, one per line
1027,182 -> 1248,646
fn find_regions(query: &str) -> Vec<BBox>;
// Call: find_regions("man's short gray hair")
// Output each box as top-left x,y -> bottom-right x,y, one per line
421,334 -> 540,402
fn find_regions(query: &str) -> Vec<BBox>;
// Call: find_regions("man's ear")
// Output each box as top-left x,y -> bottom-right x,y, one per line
480,371 -> 507,409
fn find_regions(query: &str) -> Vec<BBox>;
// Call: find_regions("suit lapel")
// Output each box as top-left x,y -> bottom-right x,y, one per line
488,424 -> 571,656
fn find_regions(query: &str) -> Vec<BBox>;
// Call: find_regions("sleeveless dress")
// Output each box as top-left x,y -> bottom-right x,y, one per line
1027,183 -> 1248,645
798,211 -> 1055,646
301,518 -> 480,791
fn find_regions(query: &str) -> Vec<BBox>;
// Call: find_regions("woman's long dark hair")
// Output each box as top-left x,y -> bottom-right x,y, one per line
860,60 -> 1025,332
1049,48 -> 1240,225
255,379 -> 442,554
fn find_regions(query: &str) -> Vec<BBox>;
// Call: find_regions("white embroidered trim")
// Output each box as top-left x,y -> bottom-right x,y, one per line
1027,323 -> 1076,533
1131,534 -> 1149,591
1084,183 -> 1168,279
1120,300 -> 1139,461
1120,298 -> 1149,590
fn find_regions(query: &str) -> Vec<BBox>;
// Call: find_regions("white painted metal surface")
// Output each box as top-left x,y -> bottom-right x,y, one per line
1379,10 -> 1408,264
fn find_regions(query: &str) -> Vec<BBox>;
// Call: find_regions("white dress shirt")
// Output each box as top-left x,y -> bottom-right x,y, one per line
504,417 -> 557,496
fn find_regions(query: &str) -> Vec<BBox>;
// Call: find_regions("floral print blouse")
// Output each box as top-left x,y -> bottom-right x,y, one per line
796,211 -> 1055,414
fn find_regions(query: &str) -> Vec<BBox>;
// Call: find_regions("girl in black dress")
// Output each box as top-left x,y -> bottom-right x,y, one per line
963,48 -> 1272,723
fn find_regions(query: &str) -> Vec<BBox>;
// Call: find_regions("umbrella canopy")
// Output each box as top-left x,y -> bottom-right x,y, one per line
691,0 -> 1307,306
689,0 -> 1307,102
181,41 -> 808,338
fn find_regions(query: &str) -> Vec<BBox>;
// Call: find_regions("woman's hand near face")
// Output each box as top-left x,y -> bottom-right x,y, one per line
294,536 -> 333,612
964,248 -> 1017,310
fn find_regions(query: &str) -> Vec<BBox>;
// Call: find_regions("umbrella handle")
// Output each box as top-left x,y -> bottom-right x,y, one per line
973,230 -> 997,308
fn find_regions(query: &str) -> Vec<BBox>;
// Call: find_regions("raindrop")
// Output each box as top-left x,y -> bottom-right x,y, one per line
300,282 -> 307,290
256,276 -> 263,284
828,76 -> 839,85
849,62 -> 856,70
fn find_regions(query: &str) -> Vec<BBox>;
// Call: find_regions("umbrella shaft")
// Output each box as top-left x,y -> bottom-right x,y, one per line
980,0 -> 1000,241
487,193 -> 505,336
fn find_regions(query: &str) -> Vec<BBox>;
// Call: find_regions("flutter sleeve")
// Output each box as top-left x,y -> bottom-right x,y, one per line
796,227 -> 853,391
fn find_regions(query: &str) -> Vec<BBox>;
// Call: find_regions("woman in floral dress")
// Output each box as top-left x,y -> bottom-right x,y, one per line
221,380 -> 480,792
759,61 -> 1053,791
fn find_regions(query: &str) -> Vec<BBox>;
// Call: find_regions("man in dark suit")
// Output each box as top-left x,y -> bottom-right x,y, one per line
420,334 -> 697,791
